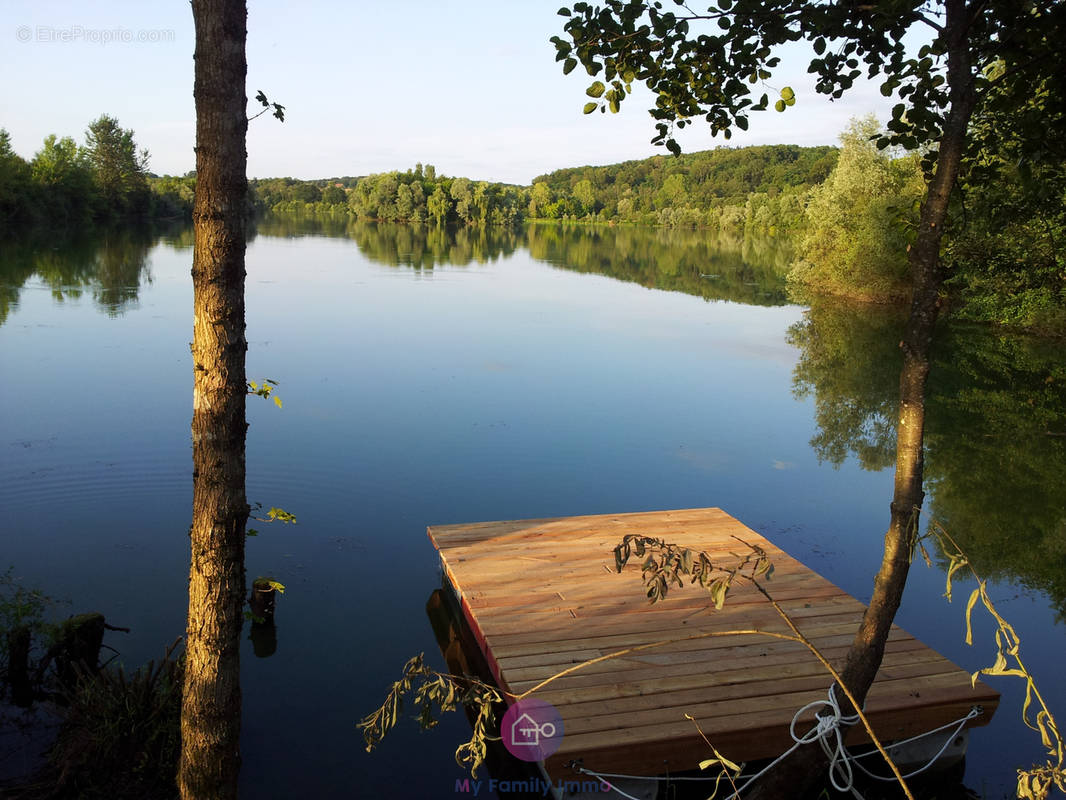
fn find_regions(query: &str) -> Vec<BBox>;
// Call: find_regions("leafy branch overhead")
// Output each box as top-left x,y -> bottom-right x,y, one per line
613,533 -> 773,607
250,90 -> 285,123
246,501 -> 296,537
248,378 -> 282,408
929,520 -> 1065,799
552,0 -> 1064,159
357,654 -> 502,777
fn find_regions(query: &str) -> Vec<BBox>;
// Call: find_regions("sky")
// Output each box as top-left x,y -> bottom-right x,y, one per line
2,0 -> 899,185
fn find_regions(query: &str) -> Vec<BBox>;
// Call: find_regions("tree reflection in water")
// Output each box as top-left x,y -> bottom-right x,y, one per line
789,300 -> 1066,615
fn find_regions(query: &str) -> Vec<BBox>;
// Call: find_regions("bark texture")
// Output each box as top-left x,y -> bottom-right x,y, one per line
748,2 -> 977,796
179,2 -> 249,798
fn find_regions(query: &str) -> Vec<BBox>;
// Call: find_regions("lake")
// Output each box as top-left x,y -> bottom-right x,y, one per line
1,218 -> 1063,798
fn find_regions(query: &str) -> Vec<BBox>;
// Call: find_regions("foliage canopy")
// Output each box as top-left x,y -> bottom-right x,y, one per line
553,0 -> 1064,162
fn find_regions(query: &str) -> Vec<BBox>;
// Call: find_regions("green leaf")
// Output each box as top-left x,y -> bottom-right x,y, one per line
563,57 -> 577,75
266,507 -> 297,524
780,86 -> 795,102
774,99 -> 786,112
583,102 -> 598,114
609,97 -> 620,113
736,116 -> 748,131
557,6 -> 571,15
586,81 -> 606,98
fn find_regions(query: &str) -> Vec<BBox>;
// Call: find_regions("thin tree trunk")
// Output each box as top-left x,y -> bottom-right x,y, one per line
748,2 -> 977,796
179,2 -> 249,798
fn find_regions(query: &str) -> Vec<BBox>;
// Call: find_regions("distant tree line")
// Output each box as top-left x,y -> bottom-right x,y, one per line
250,163 -> 528,227
248,146 -> 837,237
527,143 -> 836,232
246,126 -> 1066,335
0,117 -> 195,230
4,113 -> 1062,334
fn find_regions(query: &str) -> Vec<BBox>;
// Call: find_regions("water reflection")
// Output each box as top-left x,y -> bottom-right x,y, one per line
0,226 -> 178,325
788,301 -> 1066,614
248,581 -> 278,659
255,216 -> 523,269
6,218 -> 1062,616
2,220 -> 796,324
788,300 -> 903,470
251,212 -> 354,240
253,216 -> 794,305
350,222 -> 522,269
2,215 -> 1062,794
425,587 -> 546,797
527,223 -> 793,306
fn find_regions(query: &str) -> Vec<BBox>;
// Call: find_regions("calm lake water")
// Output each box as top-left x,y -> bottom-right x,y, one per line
1,218 -> 1063,798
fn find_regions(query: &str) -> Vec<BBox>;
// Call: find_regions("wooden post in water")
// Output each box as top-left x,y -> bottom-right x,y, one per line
249,579 -> 277,623
248,579 -> 277,659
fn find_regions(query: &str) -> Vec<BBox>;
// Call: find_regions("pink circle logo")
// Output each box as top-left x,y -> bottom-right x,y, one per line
500,698 -> 564,761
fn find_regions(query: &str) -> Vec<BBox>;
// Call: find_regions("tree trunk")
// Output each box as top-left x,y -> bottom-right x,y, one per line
179,2 -> 249,798
747,2 -> 977,796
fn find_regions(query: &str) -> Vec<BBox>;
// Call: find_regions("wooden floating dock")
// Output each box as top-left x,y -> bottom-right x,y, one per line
428,507 -> 999,779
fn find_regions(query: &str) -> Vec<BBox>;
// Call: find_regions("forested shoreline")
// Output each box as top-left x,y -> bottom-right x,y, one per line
0,118 -> 196,228
2,116 -> 1063,335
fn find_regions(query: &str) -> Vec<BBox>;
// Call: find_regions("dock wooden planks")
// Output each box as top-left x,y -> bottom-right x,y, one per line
427,507 -> 999,778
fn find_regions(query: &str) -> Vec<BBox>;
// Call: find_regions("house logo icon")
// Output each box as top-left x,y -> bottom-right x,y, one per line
510,712 -> 557,747
501,699 -> 564,761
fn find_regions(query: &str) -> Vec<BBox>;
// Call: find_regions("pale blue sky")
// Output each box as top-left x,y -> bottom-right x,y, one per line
3,1 -> 897,184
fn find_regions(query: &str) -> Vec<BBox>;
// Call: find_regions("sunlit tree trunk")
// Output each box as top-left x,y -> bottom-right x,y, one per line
179,1 -> 249,798
749,1 -> 977,796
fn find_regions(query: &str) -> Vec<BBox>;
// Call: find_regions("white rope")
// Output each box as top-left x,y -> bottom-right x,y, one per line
569,689 -> 982,800
803,684 -> 864,794
715,684 -> 862,800
848,706 -> 980,782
